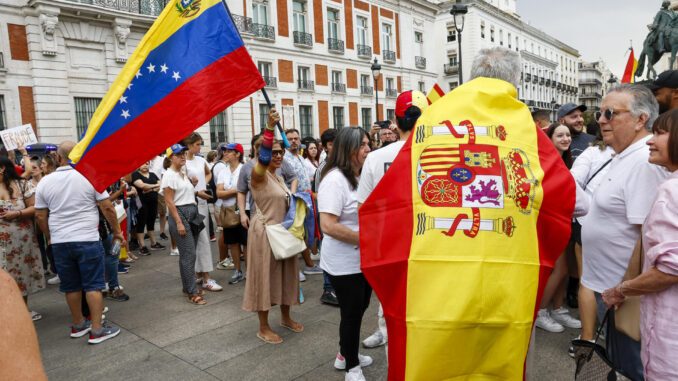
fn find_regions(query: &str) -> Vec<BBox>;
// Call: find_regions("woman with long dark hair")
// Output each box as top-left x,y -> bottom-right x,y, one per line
0,156 -> 45,320
318,127 -> 373,381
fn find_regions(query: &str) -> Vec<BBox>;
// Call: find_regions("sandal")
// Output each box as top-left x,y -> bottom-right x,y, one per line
183,289 -> 205,297
128,253 -> 139,260
187,294 -> 206,305
280,321 -> 303,333
257,332 -> 283,344
122,257 -> 135,263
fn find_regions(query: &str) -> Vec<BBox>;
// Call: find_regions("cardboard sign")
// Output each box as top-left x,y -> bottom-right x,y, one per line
0,124 -> 38,150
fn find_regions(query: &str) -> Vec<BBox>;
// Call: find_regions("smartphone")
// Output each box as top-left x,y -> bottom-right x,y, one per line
375,120 -> 391,129
204,189 -> 213,197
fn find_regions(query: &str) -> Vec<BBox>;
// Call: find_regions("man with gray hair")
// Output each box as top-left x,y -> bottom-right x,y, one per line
580,84 -> 668,380
469,46 -> 521,88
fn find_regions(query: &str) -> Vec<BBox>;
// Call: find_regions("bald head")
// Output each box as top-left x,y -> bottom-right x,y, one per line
57,141 -> 76,167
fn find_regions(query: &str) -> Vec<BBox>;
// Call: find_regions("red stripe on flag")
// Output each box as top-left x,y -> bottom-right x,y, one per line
621,49 -> 636,84
433,83 -> 445,97
75,46 -> 264,191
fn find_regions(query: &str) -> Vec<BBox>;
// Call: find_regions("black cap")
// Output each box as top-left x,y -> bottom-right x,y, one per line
647,70 -> 678,91
557,103 -> 587,120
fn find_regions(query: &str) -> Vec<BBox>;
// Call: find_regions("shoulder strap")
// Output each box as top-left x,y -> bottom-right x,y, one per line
584,158 -> 613,190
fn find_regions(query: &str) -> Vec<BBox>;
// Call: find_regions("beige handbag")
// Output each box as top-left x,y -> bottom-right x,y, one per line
615,238 -> 643,341
219,204 -> 240,228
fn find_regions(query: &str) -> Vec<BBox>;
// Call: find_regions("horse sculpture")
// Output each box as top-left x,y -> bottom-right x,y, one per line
636,17 -> 678,79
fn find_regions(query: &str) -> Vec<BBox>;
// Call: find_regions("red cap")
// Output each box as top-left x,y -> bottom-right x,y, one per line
395,90 -> 428,117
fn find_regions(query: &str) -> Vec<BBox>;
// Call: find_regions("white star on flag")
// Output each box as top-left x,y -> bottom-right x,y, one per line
128,83 -> 133,90
147,63 -> 156,73
121,110 -> 131,119
172,71 -> 181,81
135,70 -> 143,79
160,64 -> 168,73
119,96 -> 127,104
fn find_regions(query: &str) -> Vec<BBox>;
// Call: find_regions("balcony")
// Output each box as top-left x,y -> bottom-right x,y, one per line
527,100 -> 535,107
65,0 -> 168,16
328,38 -> 344,53
232,14 -> 253,34
552,80 -> 556,88
444,64 -> 459,75
532,75 -> 538,84
580,92 -> 601,100
262,76 -> 277,88
556,83 -> 562,90
298,79 -> 314,91
252,23 -> 275,41
293,31 -> 313,48
386,88 -> 398,98
332,82 -> 346,93
357,44 -> 372,58
580,78 -> 602,85
545,79 -> 551,87
525,73 -> 532,82
539,77 -> 545,85
360,85 -> 373,95
383,50 -> 396,63
415,56 -> 426,69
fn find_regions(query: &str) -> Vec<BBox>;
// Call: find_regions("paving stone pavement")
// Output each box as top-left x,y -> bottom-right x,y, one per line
30,238 -> 578,380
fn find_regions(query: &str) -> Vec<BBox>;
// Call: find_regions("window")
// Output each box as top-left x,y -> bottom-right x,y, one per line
382,24 -> 392,51
418,81 -> 426,92
386,109 -> 395,122
356,16 -> 368,46
480,21 -> 485,39
298,66 -> 310,81
447,28 -> 456,42
449,81 -> 458,91
508,32 -> 512,49
259,103 -> 274,131
333,107 -> 344,129
361,108 -> 372,131
361,74 -> 371,88
0,95 -> 6,131
299,105 -> 313,136
515,36 -> 519,51
209,110 -> 228,149
332,70 -> 342,84
499,30 -> 503,46
327,8 -> 340,40
415,31 -> 423,56
258,61 -> 272,78
74,97 -> 101,139
490,26 -> 495,42
448,55 -> 458,65
252,0 -> 268,25
386,77 -> 394,90
293,0 -> 307,33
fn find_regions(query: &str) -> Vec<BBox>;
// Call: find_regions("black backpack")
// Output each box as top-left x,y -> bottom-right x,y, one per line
207,161 -> 226,204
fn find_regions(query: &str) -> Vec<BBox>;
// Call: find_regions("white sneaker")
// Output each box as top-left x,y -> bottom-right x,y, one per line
170,248 -> 179,256
48,275 -> 60,285
299,271 -> 306,282
310,252 -> 320,261
535,308 -> 565,333
345,366 -> 366,381
551,307 -> 582,329
216,258 -> 235,270
334,352 -> 373,370
362,329 -> 387,348
202,278 -> 223,292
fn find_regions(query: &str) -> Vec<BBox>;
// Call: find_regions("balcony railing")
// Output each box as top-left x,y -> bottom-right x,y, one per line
552,81 -> 557,88
332,82 -> 346,93
65,0 -> 169,16
232,14 -> 253,34
383,50 -> 396,63
262,76 -> 277,88
293,31 -> 313,48
525,73 -> 531,82
527,100 -> 535,107
539,77 -> 545,85
580,92 -> 602,99
0,52 -> 4,69
360,85 -> 373,95
444,64 -> 459,75
357,44 -> 372,58
252,23 -> 275,41
545,79 -> 551,87
298,79 -> 314,91
532,76 -> 538,84
386,88 -> 397,98
328,38 -> 344,53
556,83 -> 562,90
415,56 -> 426,69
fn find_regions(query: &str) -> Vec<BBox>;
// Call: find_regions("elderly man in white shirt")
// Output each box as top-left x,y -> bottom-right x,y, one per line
581,84 -> 668,380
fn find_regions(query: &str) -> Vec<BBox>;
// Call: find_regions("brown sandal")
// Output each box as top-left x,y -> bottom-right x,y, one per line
183,289 -> 205,297
187,294 -> 206,305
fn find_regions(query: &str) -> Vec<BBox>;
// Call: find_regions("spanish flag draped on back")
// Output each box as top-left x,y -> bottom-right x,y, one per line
360,78 -> 574,380
69,0 -> 265,191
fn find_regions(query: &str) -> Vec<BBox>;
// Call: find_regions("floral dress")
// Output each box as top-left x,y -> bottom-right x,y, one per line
0,180 -> 45,296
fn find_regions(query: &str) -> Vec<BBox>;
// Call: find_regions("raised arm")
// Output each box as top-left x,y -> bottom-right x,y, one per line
251,108 -> 281,190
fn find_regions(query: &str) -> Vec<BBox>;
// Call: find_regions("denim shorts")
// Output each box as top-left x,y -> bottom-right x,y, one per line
52,240 -> 106,293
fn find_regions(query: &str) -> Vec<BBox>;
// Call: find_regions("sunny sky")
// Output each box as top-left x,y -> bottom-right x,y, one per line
517,0 -> 662,80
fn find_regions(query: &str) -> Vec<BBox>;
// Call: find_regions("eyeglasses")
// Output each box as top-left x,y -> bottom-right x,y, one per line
173,151 -> 186,157
595,108 -> 631,121
272,150 -> 285,157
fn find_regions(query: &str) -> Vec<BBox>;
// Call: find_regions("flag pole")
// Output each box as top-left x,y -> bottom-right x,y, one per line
219,0 -> 290,148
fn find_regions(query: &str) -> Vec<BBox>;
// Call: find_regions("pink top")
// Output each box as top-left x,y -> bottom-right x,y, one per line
641,170 -> 678,380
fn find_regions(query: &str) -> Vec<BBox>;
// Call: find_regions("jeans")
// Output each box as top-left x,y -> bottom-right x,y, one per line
102,235 -> 119,290
323,271 -> 333,292
52,240 -> 106,293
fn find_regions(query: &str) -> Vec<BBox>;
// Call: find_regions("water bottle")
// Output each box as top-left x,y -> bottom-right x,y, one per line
111,238 -> 122,257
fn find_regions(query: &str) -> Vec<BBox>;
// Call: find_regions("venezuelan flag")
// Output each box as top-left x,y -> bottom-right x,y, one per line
426,83 -> 445,105
70,0 -> 265,191
622,48 -> 638,83
360,78 -> 574,380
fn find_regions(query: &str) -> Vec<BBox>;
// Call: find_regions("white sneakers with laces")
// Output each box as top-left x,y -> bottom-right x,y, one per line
550,307 -> 582,329
345,366 -> 366,381
334,352 -> 373,370
535,308 -> 565,333
202,278 -> 223,292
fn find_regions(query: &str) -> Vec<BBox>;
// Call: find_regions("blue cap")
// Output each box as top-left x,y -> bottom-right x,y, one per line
224,142 -> 243,155
165,143 -> 188,157
557,103 -> 587,120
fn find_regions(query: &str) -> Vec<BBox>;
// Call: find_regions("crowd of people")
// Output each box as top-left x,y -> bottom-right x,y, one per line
2,46 -> 678,381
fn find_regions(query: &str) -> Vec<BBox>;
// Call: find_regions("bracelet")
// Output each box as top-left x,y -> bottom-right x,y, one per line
18,210 -> 23,218
618,281 -> 627,297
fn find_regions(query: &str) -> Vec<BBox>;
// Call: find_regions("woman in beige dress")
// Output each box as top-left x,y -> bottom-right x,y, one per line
243,108 -> 302,344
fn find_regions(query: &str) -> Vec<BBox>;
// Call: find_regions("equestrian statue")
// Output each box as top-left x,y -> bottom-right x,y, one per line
636,1 -> 678,79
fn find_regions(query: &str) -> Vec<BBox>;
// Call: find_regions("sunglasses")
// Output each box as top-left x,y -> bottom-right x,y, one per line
595,108 -> 631,121
272,150 -> 285,157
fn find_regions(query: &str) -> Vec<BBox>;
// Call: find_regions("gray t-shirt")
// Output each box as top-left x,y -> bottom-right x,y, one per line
237,158 -> 297,211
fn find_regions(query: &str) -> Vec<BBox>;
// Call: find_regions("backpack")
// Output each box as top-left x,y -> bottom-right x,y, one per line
207,161 -> 226,204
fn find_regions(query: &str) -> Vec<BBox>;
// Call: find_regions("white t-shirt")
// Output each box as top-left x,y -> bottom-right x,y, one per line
570,145 -> 615,226
356,140 -> 405,203
581,136 -> 669,293
185,155 -> 208,192
149,155 -> 165,179
211,161 -> 228,207
303,158 -> 317,181
161,167 -> 196,206
318,168 -> 361,276
217,163 -> 242,207
34,166 -> 110,244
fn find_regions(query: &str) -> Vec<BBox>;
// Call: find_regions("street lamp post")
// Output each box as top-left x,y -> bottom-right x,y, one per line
450,0 -> 467,85
371,57 -> 381,122
550,98 -> 557,122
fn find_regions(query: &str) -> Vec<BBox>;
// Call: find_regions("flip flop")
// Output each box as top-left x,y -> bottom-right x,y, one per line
257,332 -> 283,344
280,321 -> 303,333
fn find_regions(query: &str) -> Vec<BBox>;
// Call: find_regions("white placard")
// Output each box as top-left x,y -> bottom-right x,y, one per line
0,124 -> 38,150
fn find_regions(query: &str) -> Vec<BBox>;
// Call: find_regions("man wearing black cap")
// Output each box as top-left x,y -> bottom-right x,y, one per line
647,70 -> 678,113
557,102 -> 594,160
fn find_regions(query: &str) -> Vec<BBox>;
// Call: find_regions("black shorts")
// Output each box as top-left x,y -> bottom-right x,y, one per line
571,220 -> 582,246
223,224 -> 247,246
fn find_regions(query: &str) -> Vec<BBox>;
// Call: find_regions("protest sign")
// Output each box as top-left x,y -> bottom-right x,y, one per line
0,124 -> 38,150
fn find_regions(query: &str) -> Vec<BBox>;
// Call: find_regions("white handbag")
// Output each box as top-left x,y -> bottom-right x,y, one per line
256,208 -> 306,260
114,202 -> 127,224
